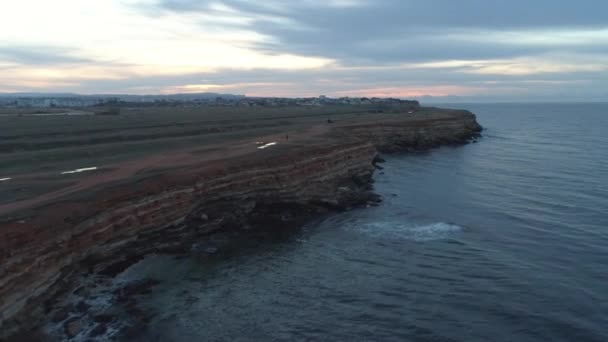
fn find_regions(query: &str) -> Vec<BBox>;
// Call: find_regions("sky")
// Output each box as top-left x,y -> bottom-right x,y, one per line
0,0 -> 607,101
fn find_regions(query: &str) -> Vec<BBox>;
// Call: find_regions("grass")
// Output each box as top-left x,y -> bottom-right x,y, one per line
0,104 -> 418,175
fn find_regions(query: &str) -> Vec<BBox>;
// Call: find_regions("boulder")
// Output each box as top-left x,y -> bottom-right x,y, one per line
64,318 -> 83,338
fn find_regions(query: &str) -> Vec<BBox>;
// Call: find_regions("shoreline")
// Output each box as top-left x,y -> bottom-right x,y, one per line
0,108 -> 482,340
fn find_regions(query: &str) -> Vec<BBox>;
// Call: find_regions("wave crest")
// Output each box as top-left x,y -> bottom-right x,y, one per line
357,221 -> 464,241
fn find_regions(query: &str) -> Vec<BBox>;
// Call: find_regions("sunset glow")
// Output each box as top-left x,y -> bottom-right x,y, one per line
1,0 -> 607,100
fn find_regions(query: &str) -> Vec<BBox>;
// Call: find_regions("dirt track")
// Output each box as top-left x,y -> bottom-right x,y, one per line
0,122 -> 334,217
0,106 -> 469,218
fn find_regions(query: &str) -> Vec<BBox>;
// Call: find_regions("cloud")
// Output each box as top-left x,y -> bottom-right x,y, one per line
1,0 -> 607,100
151,0 -> 608,64
0,46 -> 92,65
4,59 -> 605,100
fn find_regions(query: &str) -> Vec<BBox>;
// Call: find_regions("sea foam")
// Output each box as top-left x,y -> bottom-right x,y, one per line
357,221 -> 464,241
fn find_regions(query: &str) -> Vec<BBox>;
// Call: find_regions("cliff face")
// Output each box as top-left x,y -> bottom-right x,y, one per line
1,143 -> 380,336
343,109 -> 482,152
0,109 -> 481,338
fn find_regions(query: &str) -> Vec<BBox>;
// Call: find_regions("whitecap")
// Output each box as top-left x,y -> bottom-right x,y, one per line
0,177 -> 11,182
356,221 -> 464,242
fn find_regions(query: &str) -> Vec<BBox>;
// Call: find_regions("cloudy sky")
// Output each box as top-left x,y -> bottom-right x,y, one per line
1,0 -> 607,101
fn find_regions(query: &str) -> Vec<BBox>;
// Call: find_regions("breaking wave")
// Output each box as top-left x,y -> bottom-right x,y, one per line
355,221 -> 464,241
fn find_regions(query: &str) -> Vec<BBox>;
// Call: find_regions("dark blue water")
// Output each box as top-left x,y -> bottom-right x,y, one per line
124,103 -> 608,341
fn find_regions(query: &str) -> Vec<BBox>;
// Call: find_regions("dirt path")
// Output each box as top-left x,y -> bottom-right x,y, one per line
0,124 -> 332,217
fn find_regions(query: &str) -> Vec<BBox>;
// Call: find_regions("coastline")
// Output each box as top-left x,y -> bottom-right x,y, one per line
0,108 -> 482,340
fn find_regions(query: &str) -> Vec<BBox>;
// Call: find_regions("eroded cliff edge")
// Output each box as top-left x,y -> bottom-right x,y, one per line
0,109 -> 482,339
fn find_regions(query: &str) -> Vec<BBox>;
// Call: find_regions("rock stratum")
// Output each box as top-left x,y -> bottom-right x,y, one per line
0,108 -> 481,340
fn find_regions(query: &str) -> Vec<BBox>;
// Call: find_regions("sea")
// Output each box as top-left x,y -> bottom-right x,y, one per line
114,103 -> 608,341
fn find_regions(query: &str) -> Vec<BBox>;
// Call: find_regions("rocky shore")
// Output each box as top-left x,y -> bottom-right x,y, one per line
0,108 -> 481,340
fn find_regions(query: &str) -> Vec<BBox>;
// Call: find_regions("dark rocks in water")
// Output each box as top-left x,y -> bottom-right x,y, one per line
336,186 -> 379,209
316,198 -> 341,208
75,300 -> 90,313
373,154 -> 386,164
2,329 -> 45,342
64,317 -> 83,338
372,154 -> 386,169
352,173 -> 373,187
88,323 -> 108,338
114,279 -> 161,302
368,193 -> 382,203
362,192 -> 383,208
119,322 -> 148,339
95,254 -> 145,277
191,242 -> 220,254
93,314 -> 115,323
50,306 -> 72,323
72,286 -> 87,296
205,246 -> 219,254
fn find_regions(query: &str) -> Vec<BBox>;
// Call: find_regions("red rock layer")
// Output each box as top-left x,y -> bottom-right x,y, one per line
0,110 -> 481,338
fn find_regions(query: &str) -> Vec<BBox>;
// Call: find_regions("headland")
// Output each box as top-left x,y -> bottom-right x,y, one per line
0,101 -> 481,340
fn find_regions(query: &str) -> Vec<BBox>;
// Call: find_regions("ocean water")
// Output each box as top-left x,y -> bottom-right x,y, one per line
122,103 -> 608,341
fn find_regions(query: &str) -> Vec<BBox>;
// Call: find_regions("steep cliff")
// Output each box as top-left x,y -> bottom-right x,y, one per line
341,108 -> 482,152
0,109 -> 481,339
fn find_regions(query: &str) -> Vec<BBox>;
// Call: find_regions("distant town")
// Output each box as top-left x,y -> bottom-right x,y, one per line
0,93 -> 419,109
